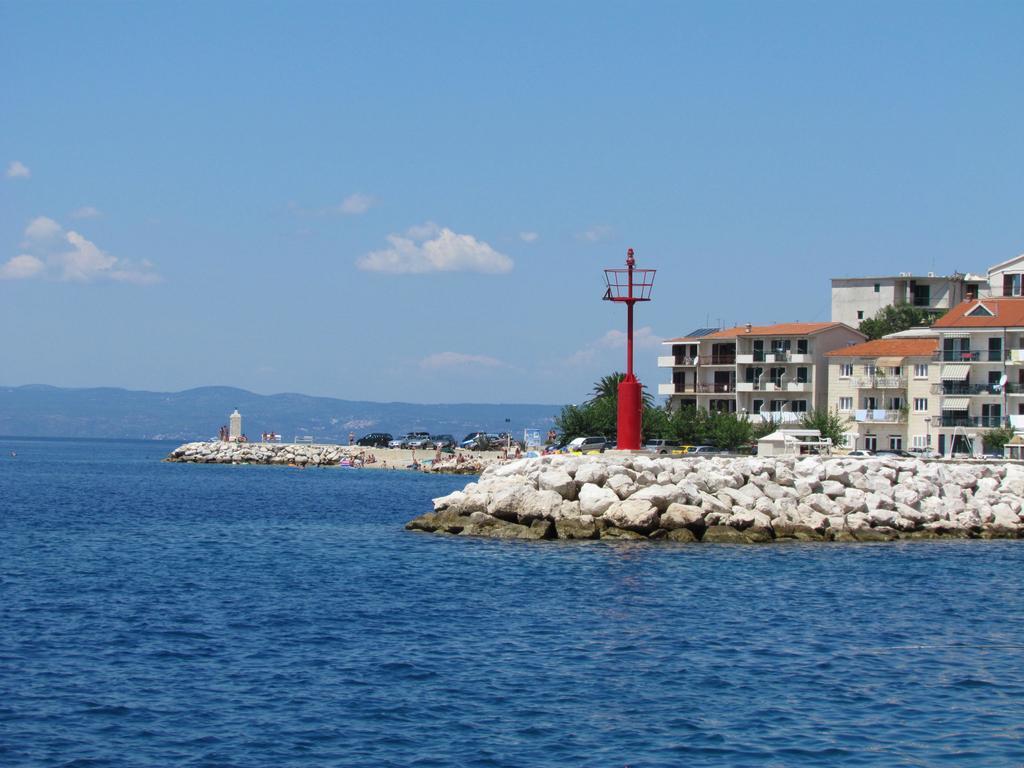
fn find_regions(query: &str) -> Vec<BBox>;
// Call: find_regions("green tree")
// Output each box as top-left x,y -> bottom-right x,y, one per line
858,303 -> 945,340
708,411 -> 753,450
554,373 -> 658,444
983,425 -> 1015,453
799,408 -> 849,445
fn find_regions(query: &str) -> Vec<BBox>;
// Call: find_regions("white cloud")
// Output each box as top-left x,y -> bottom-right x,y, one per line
567,326 -> 662,366
576,225 -> 612,242
71,206 -> 102,219
419,352 -> 507,370
358,223 -> 514,274
6,161 -> 30,179
519,231 -> 539,243
0,255 -> 45,280
338,193 -> 374,215
24,216 -> 62,242
6,216 -> 161,285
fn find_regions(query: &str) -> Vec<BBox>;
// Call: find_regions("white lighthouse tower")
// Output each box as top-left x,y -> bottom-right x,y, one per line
229,409 -> 242,441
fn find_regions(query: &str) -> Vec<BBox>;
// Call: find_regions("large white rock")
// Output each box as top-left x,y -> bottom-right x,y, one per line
606,473 -> 638,500
538,469 -> 577,500
628,484 -> 686,512
603,499 -> 659,532
578,483 -> 619,517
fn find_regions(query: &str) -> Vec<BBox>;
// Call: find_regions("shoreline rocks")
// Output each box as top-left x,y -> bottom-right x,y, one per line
406,454 -> 1024,543
164,441 -> 498,473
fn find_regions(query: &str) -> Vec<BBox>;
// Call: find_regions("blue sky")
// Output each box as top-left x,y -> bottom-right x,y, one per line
2,1 -> 1022,404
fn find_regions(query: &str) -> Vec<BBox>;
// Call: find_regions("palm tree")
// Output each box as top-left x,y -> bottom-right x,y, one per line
588,372 -> 655,409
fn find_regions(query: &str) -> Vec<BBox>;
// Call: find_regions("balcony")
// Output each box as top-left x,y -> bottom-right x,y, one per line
1007,349 -> 1024,364
749,411 -> 803,424
935,350 -> 1004,362
659,382 -> 737,394
785,382 -> 812,392
931,383 -> 1006,396
854,376 -> 907,389
705,354 -> 736,365
854,409 -> 905,423
1006,383 -> 1024,394
940,416 -> 1008,428
736,354 -> 754,364
765,351 -> 812,363
658,355 -> 697,367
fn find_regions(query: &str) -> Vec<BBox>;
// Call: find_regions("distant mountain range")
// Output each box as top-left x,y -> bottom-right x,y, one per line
0,385 -> 562,441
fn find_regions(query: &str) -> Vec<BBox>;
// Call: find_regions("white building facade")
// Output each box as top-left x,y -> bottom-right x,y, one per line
659,322 -> 866,423
831,273 -> 988,329
825,338 -> 939,452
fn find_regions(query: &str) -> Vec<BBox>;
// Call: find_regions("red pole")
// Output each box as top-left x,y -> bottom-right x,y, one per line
617,248 -> 642,450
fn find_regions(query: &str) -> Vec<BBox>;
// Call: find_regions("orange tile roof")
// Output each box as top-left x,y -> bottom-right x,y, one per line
825,338 -> 938,358
933,298 -> 1024,328
667,322 -> 854,343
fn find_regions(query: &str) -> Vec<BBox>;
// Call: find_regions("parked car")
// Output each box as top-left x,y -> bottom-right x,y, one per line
567,436 -> 607,453
687,445 -> 720,455
644,439 -> 682,455
875,448 -> 913,458
671,445 -> 695,455
356,432 -> 392,448
429,434 -> 456,449
403,432 -> 434,449
846,449 -> 874,457
460,432 -> 487,448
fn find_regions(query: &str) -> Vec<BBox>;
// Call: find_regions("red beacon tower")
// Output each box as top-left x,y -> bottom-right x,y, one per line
603,248 -> 655,451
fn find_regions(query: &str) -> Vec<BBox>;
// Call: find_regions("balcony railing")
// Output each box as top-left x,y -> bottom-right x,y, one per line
932,383 -> 1005,395
706,354 -> 735,365
854,409 -> 905,423
936,350 -> 1004,362
854,376 -> 907,389
698,383 -> 735,393
940,416 -> 1008,428
659,382 -> 737,394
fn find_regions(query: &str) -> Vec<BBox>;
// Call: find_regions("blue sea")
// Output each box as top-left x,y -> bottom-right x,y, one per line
2,438 -> 1023,767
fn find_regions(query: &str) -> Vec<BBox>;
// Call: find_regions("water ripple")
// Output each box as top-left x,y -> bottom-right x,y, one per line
1,438 -> 1024,766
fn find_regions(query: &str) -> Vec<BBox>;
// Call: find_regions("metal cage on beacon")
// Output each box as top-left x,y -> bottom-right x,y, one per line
602,267 -> 655,302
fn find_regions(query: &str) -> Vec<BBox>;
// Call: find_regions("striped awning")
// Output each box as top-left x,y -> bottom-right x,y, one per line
941,331 -> 970,339
942,397 -> 971,411
941,364 -> 971,381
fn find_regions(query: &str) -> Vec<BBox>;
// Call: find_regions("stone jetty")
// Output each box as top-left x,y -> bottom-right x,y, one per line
165,441 -> 496,473
406,454 -> 1024,542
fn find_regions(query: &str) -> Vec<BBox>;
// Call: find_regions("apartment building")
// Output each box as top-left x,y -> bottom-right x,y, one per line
825,338 -> 939,452
658,322 -> 865,422
987,253 -> 1024,296
930,297 -> 1024,454
831,273 -> 988,328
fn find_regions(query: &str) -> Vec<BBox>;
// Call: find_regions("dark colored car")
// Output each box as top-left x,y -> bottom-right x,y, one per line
430,434 -> 456,449
875,449 -> 913,458
356,432 -> 392,448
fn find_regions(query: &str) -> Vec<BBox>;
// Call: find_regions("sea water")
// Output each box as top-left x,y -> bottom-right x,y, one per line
1,438 -> 1023,767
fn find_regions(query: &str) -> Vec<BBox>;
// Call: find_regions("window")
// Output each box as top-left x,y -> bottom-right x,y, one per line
839,397 -> 853,411
842,433 -> 856,449
840,364 -> 853,377
796,339 -> 808,354
1003,273 -> 1022,297
914,364 -> 928,378
864,396 -> 878,410
865,364 -> 876,377
889,435 -> 903,450
912,284 -> 930,307
890,366 -> 902,377
912,435 -> 928,449
913,398 -> 928,412
752,399 -> 764,413
792,400 -> 808,412
857,310 -> 864,320
988,337 -> 1003,361
966,303 -> 994,317
890,397 -> 903,410
796,367 -> 809,383
874,283 -> 880,293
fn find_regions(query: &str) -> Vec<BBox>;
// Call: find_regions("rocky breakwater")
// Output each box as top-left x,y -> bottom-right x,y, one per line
405,454 -> 1024,542
166,441 -> 348,466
